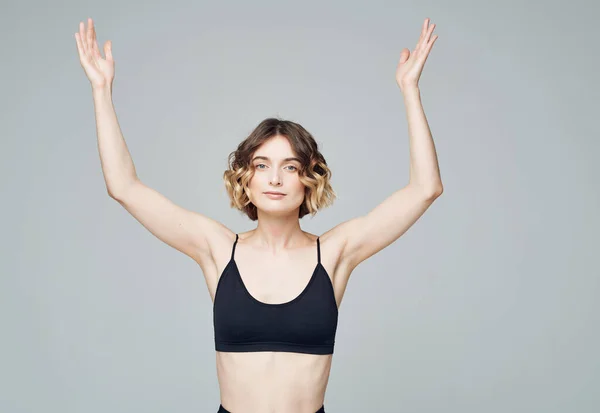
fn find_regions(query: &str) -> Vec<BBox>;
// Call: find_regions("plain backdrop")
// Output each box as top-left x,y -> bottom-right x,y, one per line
2,0 -> 598,412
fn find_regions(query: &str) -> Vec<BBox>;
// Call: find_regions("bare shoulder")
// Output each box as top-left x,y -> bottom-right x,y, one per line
202,224 -> 237,267
318,219 -> 355,254
194,224 -> 236,298
314,219 -> 358,271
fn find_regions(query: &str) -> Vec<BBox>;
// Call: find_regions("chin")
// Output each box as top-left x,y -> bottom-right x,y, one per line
258,200 -> 302,214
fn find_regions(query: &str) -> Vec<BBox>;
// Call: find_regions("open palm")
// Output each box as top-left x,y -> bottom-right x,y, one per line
75,18 -> 115,89
395,18 -> 438,91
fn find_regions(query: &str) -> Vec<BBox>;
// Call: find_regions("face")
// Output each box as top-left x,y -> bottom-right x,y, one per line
247,135 -> 305,217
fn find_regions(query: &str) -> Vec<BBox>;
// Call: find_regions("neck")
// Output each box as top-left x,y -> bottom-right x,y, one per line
249,211 -> 308,252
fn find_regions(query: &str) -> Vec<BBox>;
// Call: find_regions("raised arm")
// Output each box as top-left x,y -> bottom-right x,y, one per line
328,18 -> 442,271
110,178 -> 230,264
75,18 -> 230,264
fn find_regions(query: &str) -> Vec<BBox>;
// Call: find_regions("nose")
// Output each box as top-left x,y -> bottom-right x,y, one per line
269,171 -> 282,186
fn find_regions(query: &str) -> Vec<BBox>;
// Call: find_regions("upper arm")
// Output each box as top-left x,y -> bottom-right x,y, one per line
111,179 -> 232,264
334,184 -> 442,270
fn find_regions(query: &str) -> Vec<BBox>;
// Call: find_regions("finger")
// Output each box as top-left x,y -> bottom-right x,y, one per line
75,32 -> 93,69
104,40 -> 113,61
416,18 -> 430,52
87,18 -> 94,58
424,23 -> 436,45
420,35 -> 438,64
398,48 -> 410,65
417,22 -> 436,54
426,35 -> 439,53
419,18 -> 429,42
74,32 -> 84,59
79,22 -> 89,56
90,19 -> 101,59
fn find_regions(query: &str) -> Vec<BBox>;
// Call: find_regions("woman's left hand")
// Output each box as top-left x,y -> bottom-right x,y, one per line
396,18 -> 439,91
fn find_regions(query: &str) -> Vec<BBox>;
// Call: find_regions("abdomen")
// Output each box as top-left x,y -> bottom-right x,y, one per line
215,351 -> 332,413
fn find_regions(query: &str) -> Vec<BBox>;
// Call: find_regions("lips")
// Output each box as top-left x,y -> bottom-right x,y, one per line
264,192 -> 286,195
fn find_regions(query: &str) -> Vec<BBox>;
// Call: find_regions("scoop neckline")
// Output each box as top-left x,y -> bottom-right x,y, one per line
231,259 -> 323,308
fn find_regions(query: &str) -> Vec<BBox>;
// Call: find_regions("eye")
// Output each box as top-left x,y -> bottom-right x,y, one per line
254,164 -> 297,171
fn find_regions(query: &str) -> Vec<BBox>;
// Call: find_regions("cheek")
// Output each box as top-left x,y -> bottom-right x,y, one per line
293,180 -> 306,198
248,173 -> 260,188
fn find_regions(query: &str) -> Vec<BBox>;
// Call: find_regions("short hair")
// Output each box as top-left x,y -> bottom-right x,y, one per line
223,117 -> 336,221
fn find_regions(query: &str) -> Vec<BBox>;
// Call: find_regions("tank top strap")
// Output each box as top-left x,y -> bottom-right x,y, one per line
231,234 -> 239,261
316,236 -> 321,264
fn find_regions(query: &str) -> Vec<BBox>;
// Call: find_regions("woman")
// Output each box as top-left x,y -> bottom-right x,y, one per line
75,17 -> 442,413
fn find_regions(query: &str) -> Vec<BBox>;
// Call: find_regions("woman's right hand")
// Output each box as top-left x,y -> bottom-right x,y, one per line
75,18 -> 115,90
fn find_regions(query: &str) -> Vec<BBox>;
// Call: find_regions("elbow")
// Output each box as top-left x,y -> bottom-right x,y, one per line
107,189 -> 120,200
424,184 -> 443,200
410,179 -> 444,200
107,188 -> 123,201
107,182 -> 133,201
106,177 -> 139,201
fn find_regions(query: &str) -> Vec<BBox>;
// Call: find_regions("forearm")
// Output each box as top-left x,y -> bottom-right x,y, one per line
402,86 -> 443,195
92,86 -> 138,197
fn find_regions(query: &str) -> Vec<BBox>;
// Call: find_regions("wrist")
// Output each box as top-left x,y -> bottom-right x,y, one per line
401,85 -> 420,98
400,83 -> 419,93
92,84 -> 112,98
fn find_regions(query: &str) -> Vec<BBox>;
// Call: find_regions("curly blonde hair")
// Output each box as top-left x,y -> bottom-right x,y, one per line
223,117 -> 336,221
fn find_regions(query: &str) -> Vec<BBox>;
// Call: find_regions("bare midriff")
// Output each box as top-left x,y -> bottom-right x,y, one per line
216,351 -> 333,413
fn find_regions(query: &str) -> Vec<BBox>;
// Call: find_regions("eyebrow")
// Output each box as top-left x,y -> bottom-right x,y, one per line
252,156 -> 301,163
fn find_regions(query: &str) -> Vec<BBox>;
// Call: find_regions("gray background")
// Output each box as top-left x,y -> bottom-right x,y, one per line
2,0 -> 598,412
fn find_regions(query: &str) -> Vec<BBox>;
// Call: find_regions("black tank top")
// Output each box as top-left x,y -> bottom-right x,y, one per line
213,234 -> 339,355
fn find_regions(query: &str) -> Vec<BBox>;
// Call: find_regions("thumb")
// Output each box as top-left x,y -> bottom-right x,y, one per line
398,48 -> 410,64
104,40 -> 113,61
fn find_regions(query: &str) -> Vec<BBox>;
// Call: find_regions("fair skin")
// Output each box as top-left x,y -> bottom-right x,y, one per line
76,16 -> 441,412
244,135 -> 309,252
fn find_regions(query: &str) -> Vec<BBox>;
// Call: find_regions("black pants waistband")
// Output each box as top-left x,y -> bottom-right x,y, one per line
218,404 -> 325,413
